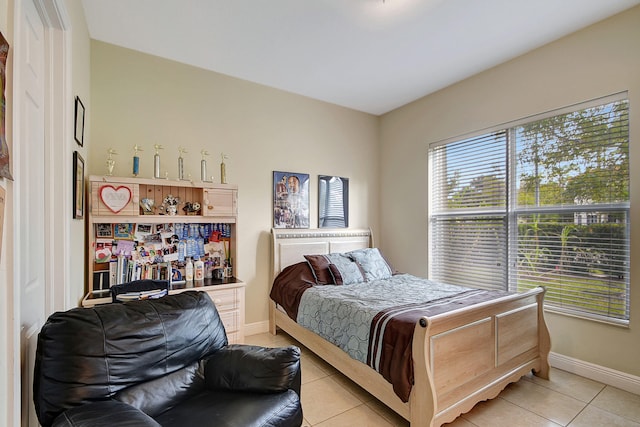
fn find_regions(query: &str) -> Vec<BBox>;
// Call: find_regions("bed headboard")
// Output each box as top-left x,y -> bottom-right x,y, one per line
271,228 -> 373,281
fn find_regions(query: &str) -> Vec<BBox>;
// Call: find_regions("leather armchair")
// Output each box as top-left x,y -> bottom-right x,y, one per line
33,291 -> 303,427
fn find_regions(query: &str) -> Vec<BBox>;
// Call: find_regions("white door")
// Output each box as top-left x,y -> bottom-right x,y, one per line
6,0 -> 69,425
16,0 -> 46,425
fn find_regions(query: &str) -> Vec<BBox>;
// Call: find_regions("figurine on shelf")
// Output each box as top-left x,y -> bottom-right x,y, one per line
132,144 -> 143,177
182,201 -> 201,215
106,148 -> 118,176
200,150 -> 209,182
220,153 -> 228,184
160,194 -> 179,216
153,144 -> 163,179
139,197 -> 155,215
178,146 -> 187,180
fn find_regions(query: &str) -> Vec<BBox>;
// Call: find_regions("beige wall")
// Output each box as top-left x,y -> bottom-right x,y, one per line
66,0 -> 91,307
89,40 -> 380,325
380,6 -> 640,377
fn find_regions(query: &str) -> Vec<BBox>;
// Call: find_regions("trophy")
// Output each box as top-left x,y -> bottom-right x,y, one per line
153,144 -> 163,179
200,150 -> 209,182
132,144 -> 143,177
178,146 -> 187,180
220,153 -> 228,184
106,148 -> 118,176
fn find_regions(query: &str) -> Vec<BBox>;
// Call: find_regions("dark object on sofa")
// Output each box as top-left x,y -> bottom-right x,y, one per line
33,291 -> 303,427
109,279 -> 170,302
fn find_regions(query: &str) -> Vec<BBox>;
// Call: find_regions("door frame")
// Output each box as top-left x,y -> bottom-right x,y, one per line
4,0 -> 71,425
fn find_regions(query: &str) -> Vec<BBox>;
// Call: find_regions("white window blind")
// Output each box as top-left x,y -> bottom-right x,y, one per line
430,131 -> 508,291
429,96 -> 630,324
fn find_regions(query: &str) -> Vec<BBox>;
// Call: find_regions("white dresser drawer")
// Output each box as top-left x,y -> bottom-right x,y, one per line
204,283 -> 245,344
219,310 -> 239,333
208,288 -> 239,312
226,331 -> 239,344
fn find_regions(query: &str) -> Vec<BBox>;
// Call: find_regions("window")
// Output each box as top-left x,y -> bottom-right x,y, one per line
319,176 -> 349,228
429,95 -> 630,324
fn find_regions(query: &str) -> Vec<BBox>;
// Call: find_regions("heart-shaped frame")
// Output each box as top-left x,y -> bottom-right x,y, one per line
99,185 -> 132,214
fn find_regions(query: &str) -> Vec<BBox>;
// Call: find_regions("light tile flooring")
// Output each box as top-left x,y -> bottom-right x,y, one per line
243,332 -> 640,427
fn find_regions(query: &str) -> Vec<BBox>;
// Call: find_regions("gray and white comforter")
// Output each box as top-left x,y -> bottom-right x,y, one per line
296,274 -> 470,364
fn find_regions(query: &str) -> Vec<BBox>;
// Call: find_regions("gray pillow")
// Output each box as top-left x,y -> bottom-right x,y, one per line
348,248 -> 393,281
325,253 -> 365,285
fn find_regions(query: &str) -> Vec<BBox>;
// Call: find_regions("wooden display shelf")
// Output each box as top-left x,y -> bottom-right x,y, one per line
85,175 -> 244,343
89,175 -> 237,219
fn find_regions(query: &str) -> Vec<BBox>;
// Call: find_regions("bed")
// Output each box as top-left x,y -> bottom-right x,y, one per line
269,228 -> 551,427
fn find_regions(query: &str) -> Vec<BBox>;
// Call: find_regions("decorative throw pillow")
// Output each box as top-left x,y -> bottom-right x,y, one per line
325,253 -> 366,285
347,248 -> 393,281
304,255 -> 334,285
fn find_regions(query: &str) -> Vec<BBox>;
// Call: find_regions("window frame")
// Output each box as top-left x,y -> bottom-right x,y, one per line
428,92 -> 630,326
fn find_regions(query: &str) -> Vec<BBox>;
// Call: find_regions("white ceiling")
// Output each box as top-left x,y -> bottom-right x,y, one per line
81,0 -> 640,115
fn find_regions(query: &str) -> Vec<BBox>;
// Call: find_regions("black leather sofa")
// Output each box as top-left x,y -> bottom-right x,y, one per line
33,291 -> 303,427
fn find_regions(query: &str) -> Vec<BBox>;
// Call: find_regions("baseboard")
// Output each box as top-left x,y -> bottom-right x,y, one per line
549,352 -> 640,395
244,320 -> 270,337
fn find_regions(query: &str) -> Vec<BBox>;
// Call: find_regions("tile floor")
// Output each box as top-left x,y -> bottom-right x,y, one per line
243,332 -> 640,427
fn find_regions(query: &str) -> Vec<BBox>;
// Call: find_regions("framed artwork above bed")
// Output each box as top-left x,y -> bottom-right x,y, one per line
318,175 -> 348,228
273,171 -> 309,229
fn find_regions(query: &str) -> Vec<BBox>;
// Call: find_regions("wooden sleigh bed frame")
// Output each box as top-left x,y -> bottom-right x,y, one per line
270,228 -> 551,427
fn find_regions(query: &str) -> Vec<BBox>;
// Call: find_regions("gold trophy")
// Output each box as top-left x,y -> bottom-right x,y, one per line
106,148 -> 118,176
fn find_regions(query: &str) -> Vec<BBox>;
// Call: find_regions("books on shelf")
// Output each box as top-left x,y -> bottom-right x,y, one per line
92,221 -> 233,293
105,257 -> 171,288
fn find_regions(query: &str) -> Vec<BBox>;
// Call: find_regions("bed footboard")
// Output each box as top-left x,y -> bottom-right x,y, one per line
411,287 -> 551,426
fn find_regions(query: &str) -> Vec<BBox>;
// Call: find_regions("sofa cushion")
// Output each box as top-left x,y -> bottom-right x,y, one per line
154,389 -> 303,427
34,292 -> 227,427
51,401 -> 161,427
204,345 -> 301,394
115,361 -> 205,417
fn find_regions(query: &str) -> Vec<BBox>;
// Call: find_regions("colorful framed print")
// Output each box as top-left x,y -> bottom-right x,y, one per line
273,171 -> 309,229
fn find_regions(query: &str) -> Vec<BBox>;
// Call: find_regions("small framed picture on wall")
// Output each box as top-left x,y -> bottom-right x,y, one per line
73,151 -> 84,219
74,96 -> 85,147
